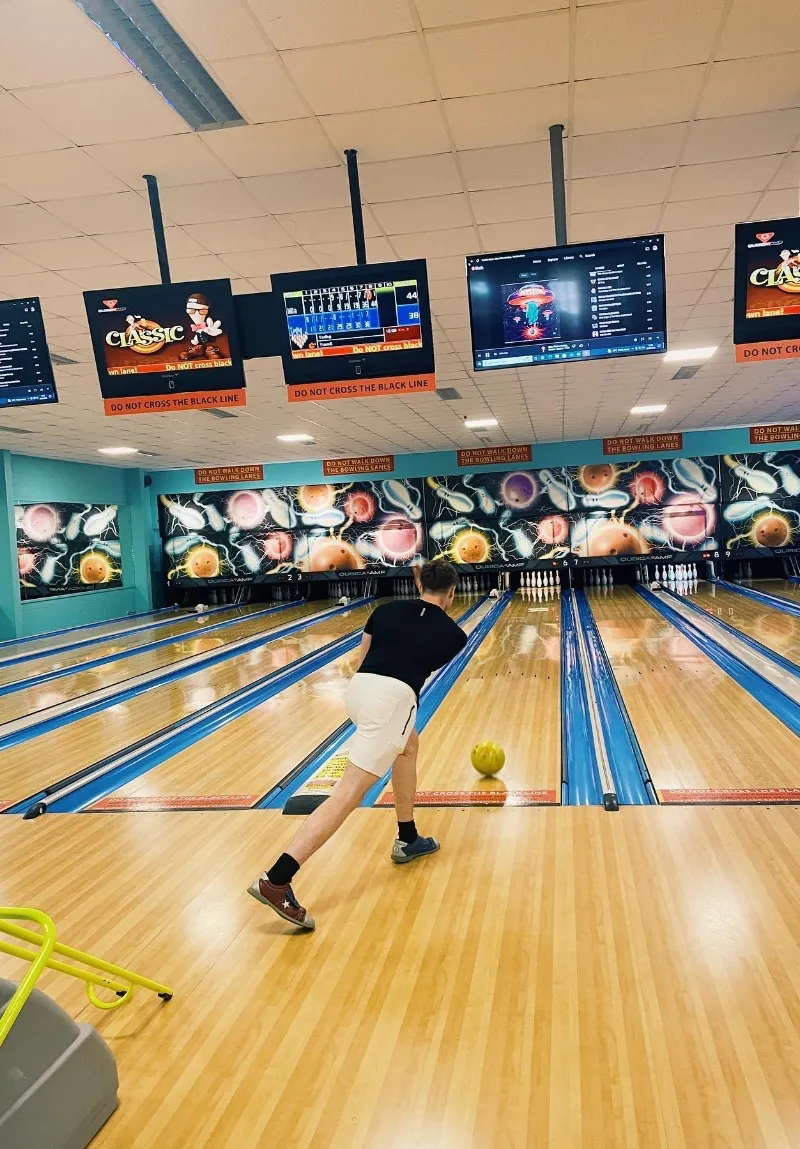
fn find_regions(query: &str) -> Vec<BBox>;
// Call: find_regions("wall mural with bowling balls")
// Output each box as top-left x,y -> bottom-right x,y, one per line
720,452 -> 800,556
566,457 -> 721,566
16,503 -> 123,598
159,479 -> 426,584
424,469 -> 574,571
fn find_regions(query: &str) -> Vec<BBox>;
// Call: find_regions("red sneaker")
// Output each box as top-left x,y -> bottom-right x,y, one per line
247,876 -> 315,930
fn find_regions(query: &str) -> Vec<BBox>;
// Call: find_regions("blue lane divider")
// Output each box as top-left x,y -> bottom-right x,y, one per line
0,599 -> 248,669
664,586 -> 800,682
560,592 -> 603,806
637,586 -> 800,739
0,598 -> 371,756
257,596 -> 489,810
0,600 -> 300,698
34,630 -> 366,815
718,580 -> 800,619
575,591 -> 655,805
0,604 -> 180,651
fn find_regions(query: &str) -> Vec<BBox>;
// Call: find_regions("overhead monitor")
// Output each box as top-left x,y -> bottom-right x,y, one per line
733,217 -> 800,364
0,298 -> 58,407
270,259 -> 435,401
466,235 -> 666,370
84,279 -> 245,416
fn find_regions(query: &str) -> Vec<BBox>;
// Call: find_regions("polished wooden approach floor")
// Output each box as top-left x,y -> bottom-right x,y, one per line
2,806 -> 800,1148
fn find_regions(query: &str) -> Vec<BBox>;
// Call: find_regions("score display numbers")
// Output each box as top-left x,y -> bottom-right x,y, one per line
282,279 -> 423,360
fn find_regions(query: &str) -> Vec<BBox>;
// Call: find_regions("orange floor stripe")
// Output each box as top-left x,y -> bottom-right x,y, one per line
375,789 -> 558,807
661,788 -> 800,804
89,794 -> 260,812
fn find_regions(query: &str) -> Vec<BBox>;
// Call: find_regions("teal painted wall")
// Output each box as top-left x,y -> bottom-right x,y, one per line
5,454 -> 152,639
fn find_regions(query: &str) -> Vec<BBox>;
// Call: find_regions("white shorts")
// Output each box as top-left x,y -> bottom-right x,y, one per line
345,673 -> 417,776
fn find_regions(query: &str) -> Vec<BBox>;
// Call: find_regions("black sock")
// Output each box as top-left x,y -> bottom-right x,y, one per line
266,853 -> 300,886
398,820 -> 418,845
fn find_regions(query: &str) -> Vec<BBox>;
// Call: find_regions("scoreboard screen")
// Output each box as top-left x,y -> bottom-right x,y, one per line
282,280 -> 422,360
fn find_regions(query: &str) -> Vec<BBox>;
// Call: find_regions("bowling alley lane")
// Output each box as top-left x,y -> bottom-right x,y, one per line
0,604 -> 374,809
588,587 -> 800,794
0,602 -> 320,726
380,594 -> 561,802
87,598 -> 477,804
750,578 -> 800,605
689,583 -> 800,666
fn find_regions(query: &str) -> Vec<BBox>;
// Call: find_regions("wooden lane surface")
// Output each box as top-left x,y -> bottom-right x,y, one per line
0,605 -> 373,809
380,594 -> 561,801
690,583 -> 800,665
589,587 -> 800,792
106,598 -> 476,802
752,579 -> 800,605
0,603 -> 262,674
2,806 -> 800,1147
0,603 -> 319,726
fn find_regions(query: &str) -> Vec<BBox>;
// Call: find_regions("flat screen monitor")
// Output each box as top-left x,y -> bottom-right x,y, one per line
270,259 -> 434,393
0,298 -> 58,407
733,217 -> 800,358
84,279 -> 245,415
466,235 -> 666,370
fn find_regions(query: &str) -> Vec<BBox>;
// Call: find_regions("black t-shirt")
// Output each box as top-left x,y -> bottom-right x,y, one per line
359,599 -> 468,698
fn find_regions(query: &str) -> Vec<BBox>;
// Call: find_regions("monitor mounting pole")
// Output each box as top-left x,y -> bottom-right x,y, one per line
143,174 -> 171,283
344,149 -> 367,265
549,125 -> 568,246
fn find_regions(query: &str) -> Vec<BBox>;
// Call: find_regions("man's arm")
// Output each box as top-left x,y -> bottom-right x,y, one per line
353,632 -> 372,670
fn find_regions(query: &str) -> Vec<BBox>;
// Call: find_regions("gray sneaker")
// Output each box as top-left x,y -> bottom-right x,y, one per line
391,835 -> 440,864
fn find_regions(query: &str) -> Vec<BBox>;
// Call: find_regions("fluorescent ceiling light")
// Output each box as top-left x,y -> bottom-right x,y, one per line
98,446 -> 139,455
74,0 -> 246,131
464,418 -> 498,429
663,347 -> 717,362
277,433 -> 315,443
630,404 -> 667,415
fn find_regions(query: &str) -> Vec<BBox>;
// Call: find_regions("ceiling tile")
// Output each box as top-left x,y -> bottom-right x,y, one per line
417,0 -> 566,26
372,194 -> 473,234
754,189 -> 800,220
281,36 -> 435,115
320,103 -> 451,162
571,169 -> 672,213
44,191 -> 156,234
98,227 -> 208,262
683,111 -> 800,164
136,255 -> 233,282
573,67 -> 704,135
183,217 -> 293,254
670,155 -> 781,200
569,205 -> 661,242
86,135 -> 235,191
0,269 -> 80,296
251,0 -> 413,48
444,86 -> 569,150
210,55 -> 308,124
0,149 -> 128,202
0,90 -> 71,158
470,184 -> 552,224
665,225 -> 736,253
699,55 -> 800,119
0,250 -> 42,276
571,124 -> 685,178
577,0 -> 725,78
426,14 -> 570,98
0,0 -> 129,87
6,237 -> 123,271
274,206 -> 381,245
661,192 -> 760,231
478,218 -> 554,251
458,142 -> 551,192
155,0 -> 270,60
666,249 -> 728,275
244,168 -> 351,214
392,226 -> 480,258
301,237 -> 398,267
202,120 -> 338,177
359,154 -> 463,203
158,182 -> 264,226
716,1 -> 800,60
61,264 -> 158,291
0,204 -> 80,244
17,74 -> 187,147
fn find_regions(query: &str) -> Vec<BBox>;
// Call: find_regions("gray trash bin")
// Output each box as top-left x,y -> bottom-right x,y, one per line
0,977 -> 119,1148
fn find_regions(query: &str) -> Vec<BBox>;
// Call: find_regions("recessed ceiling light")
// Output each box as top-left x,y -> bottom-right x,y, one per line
277,433 -> 315,443
98,446 -> 139,455
464,417 -> 498,429
630,404 -> 667,414
663,347 -> 717,362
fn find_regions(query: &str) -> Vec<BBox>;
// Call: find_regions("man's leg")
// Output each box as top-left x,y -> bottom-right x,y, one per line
247,763 -> 375,930
389,729 -> 440,864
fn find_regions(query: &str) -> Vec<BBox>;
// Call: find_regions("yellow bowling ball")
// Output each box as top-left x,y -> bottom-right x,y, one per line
471,742 -> 505,776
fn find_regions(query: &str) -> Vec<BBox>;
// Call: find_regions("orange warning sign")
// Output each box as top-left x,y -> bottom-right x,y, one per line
104,389 -> 246,416
375,789 -> 558,807
287,374 -> 436,403
735,338 -> 800,364
660,788 -> 800,804
456,444 -> 532,468
750,423 -> 800,445
90,793 -> 259,811
323,455 -> 395,477
603,433 -> 683,455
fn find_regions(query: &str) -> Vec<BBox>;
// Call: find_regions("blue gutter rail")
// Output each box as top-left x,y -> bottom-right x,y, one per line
0,600 -> 247,669
637,587 -> 800,739
0,601 -> 299,698
361,594 -> 513,807
718,580 -> 800,619
560,593 -> 603,806
0,598 -> 371,755
575,591 -> 655,804
258,596 -> 488,811
0,604 -> 179,651
26,630 -> 365,815
664,587 -> 800,684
